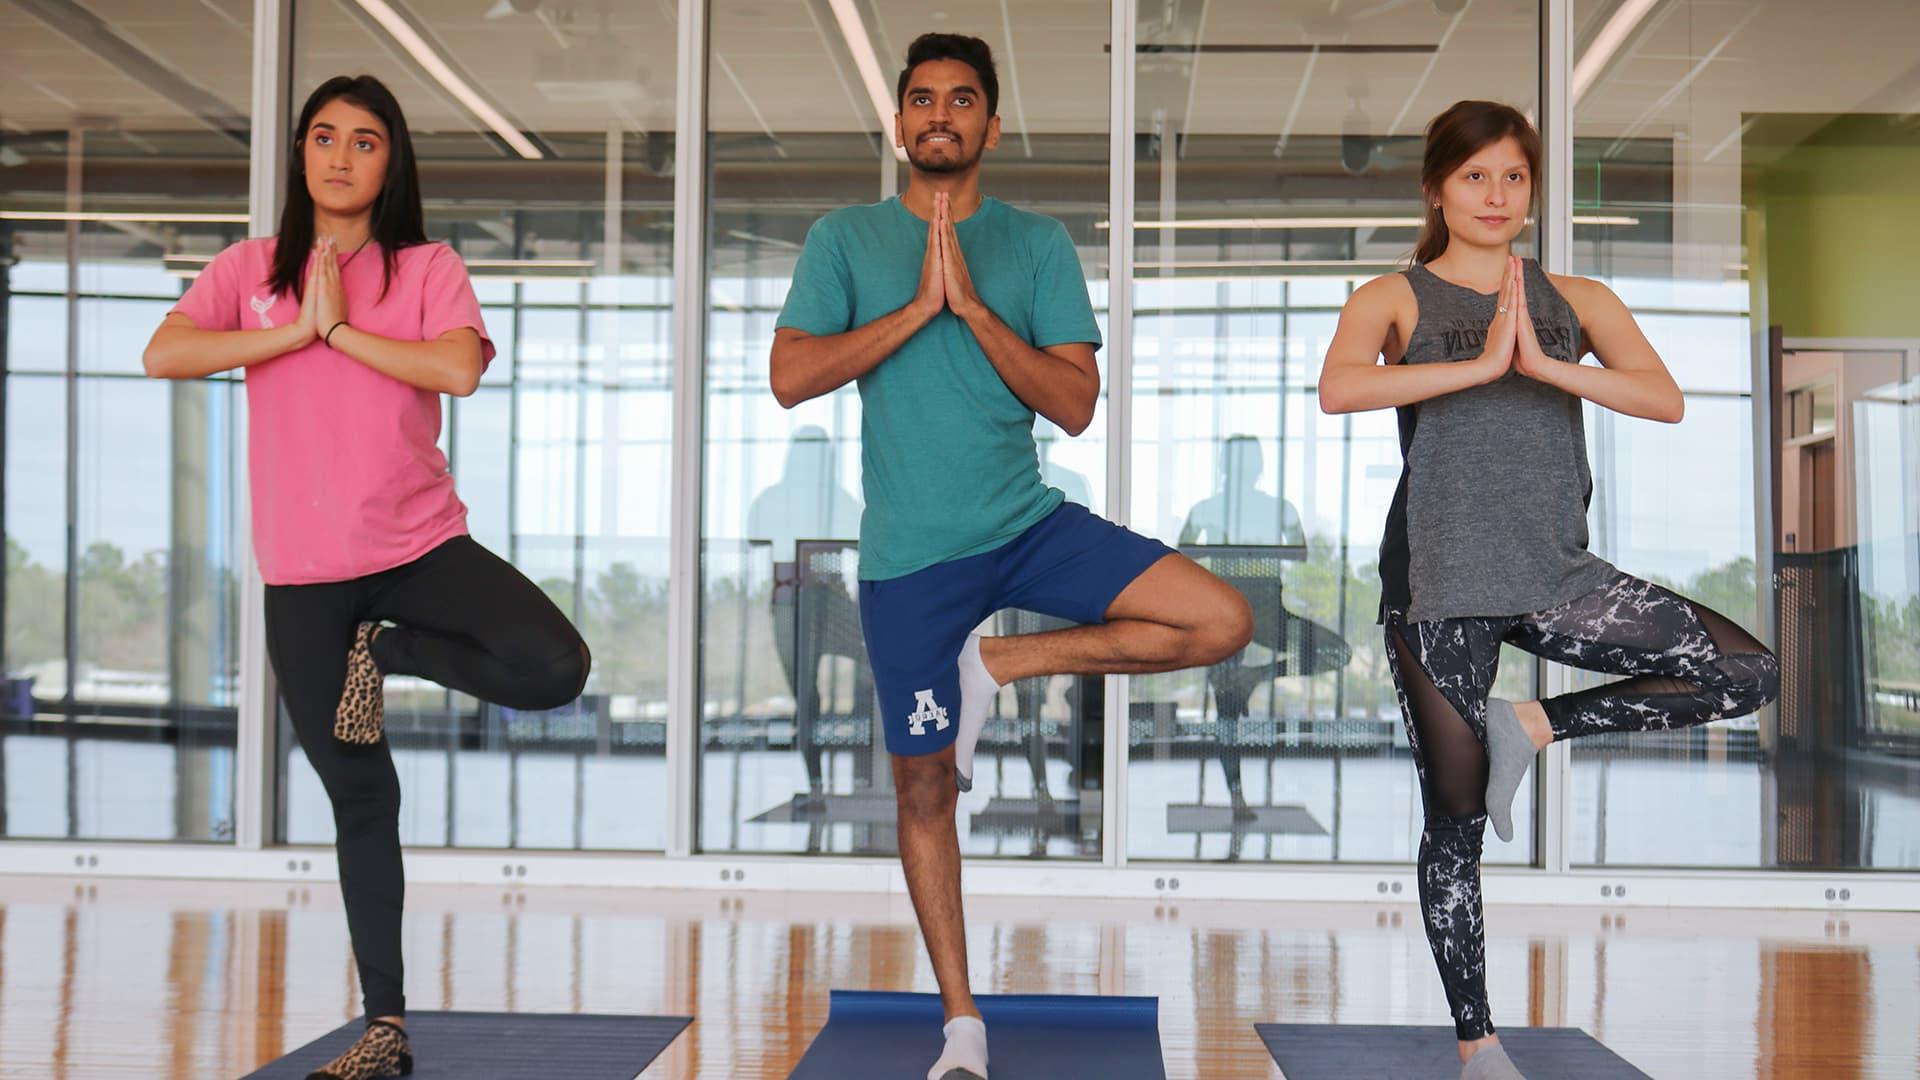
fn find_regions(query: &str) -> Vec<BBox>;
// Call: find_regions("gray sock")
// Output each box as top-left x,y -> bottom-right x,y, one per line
1483,699 -> 1537,844
1461,1042 -> 1527,1080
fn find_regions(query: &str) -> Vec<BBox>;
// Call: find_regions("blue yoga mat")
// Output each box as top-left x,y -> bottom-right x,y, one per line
789,990 -> 1165,1080
243,1011 -> 691,1079
1257,1024 -> 1651,1079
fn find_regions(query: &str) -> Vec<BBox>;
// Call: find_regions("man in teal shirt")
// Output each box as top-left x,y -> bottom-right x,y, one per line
771,33 -> 1252,1080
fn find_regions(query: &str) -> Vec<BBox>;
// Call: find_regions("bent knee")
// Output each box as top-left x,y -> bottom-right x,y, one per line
556,639 -> 592,699
1188,587 -> 1254,665
1722,647 -> 1780,713
520,637 -> 592,710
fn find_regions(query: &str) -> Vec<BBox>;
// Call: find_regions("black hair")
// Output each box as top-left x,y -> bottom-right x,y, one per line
895,33 -> 999,116
269,75 -> 427,302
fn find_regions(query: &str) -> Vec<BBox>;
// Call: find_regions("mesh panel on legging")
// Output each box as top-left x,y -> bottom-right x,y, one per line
1385,619 -> 1496,1041
1522,574 -> 1781,741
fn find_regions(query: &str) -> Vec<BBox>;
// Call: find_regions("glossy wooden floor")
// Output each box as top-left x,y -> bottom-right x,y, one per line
0,874 -> 1914,1078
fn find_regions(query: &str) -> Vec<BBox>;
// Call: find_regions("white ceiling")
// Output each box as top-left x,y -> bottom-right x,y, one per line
0,0 -> 1915,154
0,0 -> 252,136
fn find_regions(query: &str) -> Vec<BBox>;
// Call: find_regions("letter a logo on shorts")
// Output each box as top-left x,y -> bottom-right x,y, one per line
907,689 -> 950,736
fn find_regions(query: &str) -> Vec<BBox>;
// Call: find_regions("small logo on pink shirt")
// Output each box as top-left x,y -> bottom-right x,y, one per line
250,293 -> 276,329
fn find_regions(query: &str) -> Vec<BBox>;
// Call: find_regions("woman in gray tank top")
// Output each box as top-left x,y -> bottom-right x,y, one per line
1318,100 -> 1780,1080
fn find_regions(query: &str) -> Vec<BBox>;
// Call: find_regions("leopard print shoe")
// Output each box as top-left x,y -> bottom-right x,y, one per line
333,621 -> 386,746
305,1019 -> 412,1079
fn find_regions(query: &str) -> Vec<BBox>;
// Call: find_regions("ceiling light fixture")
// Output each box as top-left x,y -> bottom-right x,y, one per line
826,0 -> 908,163
1100,214 -> 1640,230
1572,0 -> 1660,103
350,0 -> 544,159
1135,257 -> 1399,272
2,210 -> 250,224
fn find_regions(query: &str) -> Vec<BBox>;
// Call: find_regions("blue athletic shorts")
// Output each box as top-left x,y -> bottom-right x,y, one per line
857,501 -> 1175,756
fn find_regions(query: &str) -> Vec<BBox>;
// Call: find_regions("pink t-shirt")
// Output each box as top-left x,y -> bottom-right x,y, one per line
172,237 -> 495,585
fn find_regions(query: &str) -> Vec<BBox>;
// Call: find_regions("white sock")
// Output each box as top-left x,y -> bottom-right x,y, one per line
953,635 -> 1002,793
927,1015 -> 988,1080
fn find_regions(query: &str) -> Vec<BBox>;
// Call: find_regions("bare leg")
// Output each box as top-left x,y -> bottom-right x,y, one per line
978,554 -> 1252,683
893,745 -> 979,1024
1461,1035 -> 1499,1065
1512,700 -> 1551,751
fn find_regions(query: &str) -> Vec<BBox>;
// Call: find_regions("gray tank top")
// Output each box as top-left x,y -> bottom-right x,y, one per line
1377,260 -> 1616,623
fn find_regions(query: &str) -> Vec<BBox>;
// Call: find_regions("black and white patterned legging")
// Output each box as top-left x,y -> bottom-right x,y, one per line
1383,570 -> 1779,1040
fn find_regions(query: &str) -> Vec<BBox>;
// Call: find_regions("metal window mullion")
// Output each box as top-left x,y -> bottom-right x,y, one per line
1102,0 -> 1137,869
63,132 -> 81,843
1537,0 -> 1574,874
1539,0 -> 1574,274
232,0 -> 293,852
664,0 -> 709,859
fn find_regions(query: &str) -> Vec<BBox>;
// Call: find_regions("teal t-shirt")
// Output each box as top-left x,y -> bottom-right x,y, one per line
776,196 -> 1103,581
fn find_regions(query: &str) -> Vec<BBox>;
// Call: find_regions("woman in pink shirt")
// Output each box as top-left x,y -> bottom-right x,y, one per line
143,75 -> 589,1080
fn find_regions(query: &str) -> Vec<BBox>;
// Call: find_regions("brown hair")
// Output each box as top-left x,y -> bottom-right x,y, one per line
1413,100 -> 1541,265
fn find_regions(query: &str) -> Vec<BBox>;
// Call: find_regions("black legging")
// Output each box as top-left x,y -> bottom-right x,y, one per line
264,535 -> 590,1019
1383,570 -> 1778,1040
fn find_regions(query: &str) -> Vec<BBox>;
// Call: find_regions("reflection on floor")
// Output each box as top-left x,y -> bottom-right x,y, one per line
0,875 -> 1913,1078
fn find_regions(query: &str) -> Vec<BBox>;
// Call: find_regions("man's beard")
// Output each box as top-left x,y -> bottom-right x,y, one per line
906,136 -> 982,174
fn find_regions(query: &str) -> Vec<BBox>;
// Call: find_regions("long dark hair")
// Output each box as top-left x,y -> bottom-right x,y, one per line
269,75 -> 426,301
1413,100 -> 1540,265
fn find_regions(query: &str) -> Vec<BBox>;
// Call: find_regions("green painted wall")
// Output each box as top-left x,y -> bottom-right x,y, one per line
1758,115 -> 1920,339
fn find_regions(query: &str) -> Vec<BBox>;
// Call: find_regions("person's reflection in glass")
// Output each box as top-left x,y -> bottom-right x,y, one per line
746,426 -> 865,800
1179,435 -> 1351,829
1179,435 -> 1304,548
